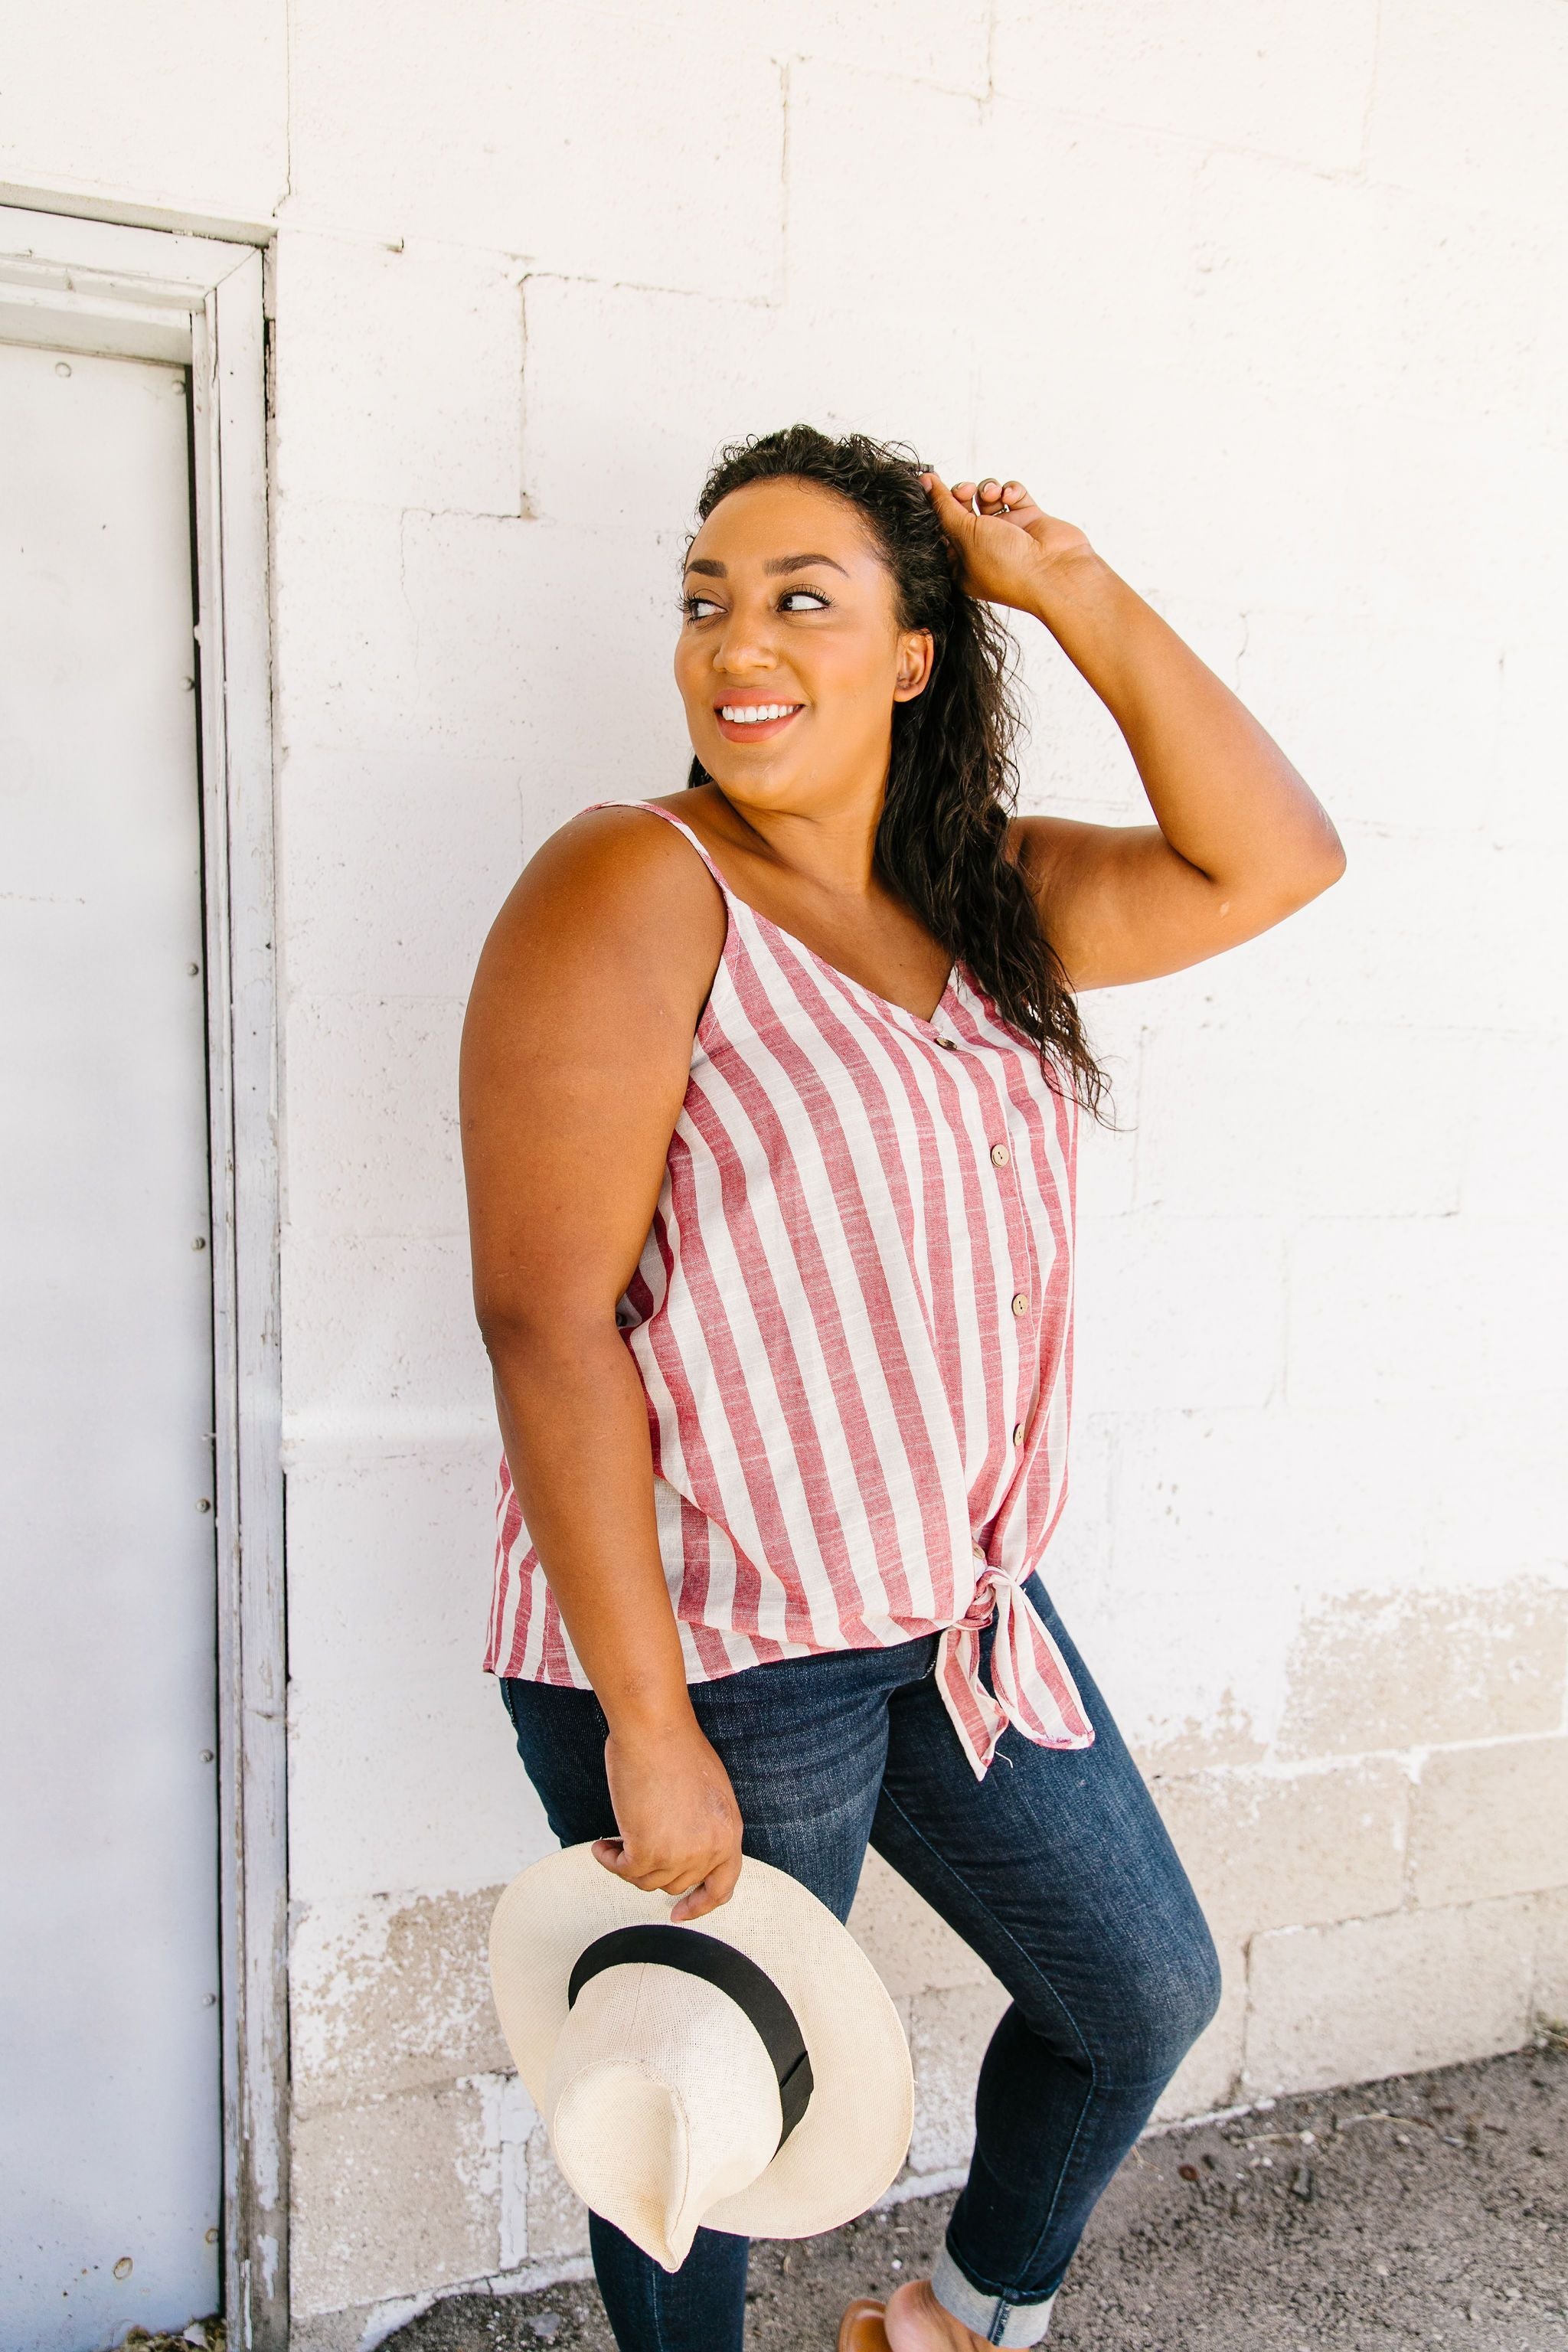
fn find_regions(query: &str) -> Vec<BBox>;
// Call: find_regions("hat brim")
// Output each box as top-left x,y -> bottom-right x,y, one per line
489,1845 -> 913,2241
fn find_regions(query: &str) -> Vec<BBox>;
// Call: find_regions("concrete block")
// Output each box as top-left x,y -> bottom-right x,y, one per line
1410,1738 -> 1568,1909
0,0 -> 287,220
1014,622 -> 1155,828
1243,1897 -> 1536,2096
1286,1217 -> 1568,1412
1096,1413 -> 1308,1759
1152,1759 -> 1408,1945
1279,1582 -> 1568,1761
1242,825 -> 1483,1034
525,2121 -> 590,2261
289,2305 -> 391,2352
1108,1406 -> 1419,1638
1535,1889 -> 1568,2027
1135,1021 -> 1467,1220
1072,1061 -> 1141,1223
1367,0 -> 1568,222
270,499 -> 420,760
518,276 -> 776,540
991,0 -> 1379,173
283,991 -> 466,1240
768,0 -> 992,92
289,0 -> 784,300
1423,1399 -> 1568,1589
941,162 -> 1370,640
1235,604 -> 1498,840
1079,913 -> 1273,1040
906,1980 -> 1010,2178
786,64 -> 991,319
518,273 -> 976,542
992,363 -> 1362,619
1072,1212 -> 1284,1414
848,1849 -> 996,2001
1154,1942 -> 1246,2124
282,1233 -> 493,1446
1040,1406 -> 1114,1596
1018,610 -> 1242,839
974,109 -> 1204,398
1070,983 -> 1150,1165
1338,404 -> 1568,640
276,505 -> 697,812
1494,639 -> 1568,849
1468,842 -> 1568,1034
283,1443 -> 556,1904
756,299 -> 977,485
291,2080 -> 498,2315
1092,1416 -> 1562,1766
1191,155 -> 1566,458
394,507 -> 691,781
273,232 -> 524,514
279,743 -> 523,1004
291,1885 -> 510,2109
1130,1696 -> 1269,1781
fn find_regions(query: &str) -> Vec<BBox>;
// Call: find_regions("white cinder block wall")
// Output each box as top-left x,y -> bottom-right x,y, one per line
8,2 -> 1567,2342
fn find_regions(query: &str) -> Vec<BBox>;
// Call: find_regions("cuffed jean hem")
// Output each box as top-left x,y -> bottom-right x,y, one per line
931,2249 -> 1056,2346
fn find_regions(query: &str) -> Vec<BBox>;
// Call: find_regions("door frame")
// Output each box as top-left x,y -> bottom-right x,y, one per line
0,207 -> 287,2352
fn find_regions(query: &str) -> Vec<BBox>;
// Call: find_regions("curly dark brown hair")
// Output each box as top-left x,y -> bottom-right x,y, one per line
686,424 -> 1107,1117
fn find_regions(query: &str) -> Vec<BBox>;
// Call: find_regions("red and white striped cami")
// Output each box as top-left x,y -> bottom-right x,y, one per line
485,801 -> 1093,1776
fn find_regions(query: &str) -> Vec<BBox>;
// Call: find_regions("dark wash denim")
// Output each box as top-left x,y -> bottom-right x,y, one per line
499,1578 -> 1220,2352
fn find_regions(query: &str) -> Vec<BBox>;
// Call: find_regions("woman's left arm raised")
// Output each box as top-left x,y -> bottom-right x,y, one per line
923,472 -> 1346,991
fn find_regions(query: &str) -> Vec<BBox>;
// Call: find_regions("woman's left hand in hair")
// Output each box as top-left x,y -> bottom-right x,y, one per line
921,472 -> 1094,612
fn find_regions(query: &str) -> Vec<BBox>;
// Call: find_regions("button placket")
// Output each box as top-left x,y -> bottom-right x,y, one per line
988,1083 -> 1036,1485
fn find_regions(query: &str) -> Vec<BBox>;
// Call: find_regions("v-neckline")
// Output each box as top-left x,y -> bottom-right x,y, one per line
638,798 -> 963,1033
736,895 -> 962,1034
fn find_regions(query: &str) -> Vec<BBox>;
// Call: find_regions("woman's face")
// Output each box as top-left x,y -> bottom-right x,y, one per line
674,478 -> 933,817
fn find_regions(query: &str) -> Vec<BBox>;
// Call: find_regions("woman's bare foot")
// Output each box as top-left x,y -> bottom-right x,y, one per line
882,2278 -> 991,2352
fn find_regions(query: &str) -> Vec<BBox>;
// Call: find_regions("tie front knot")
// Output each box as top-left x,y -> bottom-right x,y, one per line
953,1561 -> 1006,1635
934,1559 -> 1096,1778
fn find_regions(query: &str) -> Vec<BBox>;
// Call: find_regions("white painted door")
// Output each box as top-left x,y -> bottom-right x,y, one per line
1,340 -> 221,2350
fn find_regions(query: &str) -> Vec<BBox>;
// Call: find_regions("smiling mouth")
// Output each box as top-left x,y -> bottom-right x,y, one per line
716,702 -> 802,725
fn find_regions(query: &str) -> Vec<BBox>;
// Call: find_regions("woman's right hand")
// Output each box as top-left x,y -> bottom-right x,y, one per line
596,1710 -> 744,1921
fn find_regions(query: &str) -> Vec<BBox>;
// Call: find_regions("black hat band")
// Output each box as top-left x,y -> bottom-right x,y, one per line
567,1922 -> 815,2151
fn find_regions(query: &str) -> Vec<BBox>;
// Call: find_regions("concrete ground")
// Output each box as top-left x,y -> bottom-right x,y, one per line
385,2038 -> 1566,2351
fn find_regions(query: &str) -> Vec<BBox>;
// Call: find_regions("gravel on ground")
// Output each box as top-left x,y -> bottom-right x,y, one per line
384,2038 -> 1566,2352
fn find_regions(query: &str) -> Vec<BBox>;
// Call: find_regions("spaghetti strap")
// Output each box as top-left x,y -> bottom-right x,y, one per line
583,796 -> 733,900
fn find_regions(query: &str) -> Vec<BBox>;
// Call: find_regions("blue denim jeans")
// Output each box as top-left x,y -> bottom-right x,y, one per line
499,1578 -> 1219,2351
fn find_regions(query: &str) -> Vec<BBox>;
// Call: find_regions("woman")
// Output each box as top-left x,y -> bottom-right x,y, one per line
460,426 -> 1344,2352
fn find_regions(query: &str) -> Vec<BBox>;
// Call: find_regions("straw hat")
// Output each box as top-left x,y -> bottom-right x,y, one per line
489,1844 -> 914,2272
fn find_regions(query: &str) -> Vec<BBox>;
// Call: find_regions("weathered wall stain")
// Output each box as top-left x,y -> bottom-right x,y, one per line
292,1886 -> 511,2111
1279,1582 -> 1568,1760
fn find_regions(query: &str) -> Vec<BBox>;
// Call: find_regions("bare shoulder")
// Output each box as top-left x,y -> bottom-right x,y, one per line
477,800 -> 727,998
509,800 -> 724,938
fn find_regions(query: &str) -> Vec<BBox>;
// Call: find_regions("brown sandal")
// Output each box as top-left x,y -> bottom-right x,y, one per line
837,2300 -> 890,2351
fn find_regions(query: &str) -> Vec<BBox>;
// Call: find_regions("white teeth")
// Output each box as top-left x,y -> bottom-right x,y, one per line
720,704 -> 795,724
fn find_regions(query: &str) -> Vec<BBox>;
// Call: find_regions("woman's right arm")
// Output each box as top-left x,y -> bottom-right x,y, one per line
459,807 -> 741,1920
